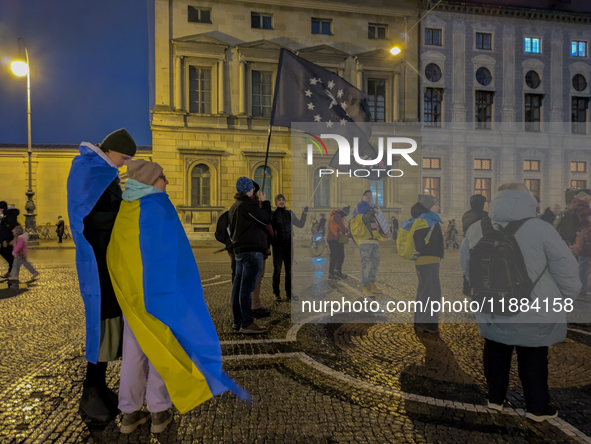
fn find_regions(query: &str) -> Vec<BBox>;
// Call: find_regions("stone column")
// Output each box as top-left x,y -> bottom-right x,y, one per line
451,21 -> 467,128
239,61 -> 246,115
174,56 -> 182,111
218,59 -> 225,114
550,30 -> 564,203
501,26 -> 516,128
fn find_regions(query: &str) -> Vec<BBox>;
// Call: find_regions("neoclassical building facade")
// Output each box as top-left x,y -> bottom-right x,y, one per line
151,0 -> 422,235
419,1 -> 591,219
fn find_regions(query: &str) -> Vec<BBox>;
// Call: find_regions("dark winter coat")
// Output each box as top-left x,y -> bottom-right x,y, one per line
539,207 -> 556,225
0,208 -> 20,243
411,203 -> 444,259
228,194 -> 272,255
56,219 -> 65,237
83,178 -> 123,320
272,207 -> 307,244
462,195 -> 488,234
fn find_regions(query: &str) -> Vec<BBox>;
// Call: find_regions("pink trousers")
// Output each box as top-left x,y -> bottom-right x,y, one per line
118,319 -> 172,414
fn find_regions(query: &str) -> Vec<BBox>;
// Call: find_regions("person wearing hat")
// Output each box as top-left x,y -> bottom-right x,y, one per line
350,190 -> 389,297
569,190 -> 591,298
108,160 -> 246,433
271,194 -> 308,301
228,177 -> 272,333
410,194 -> 444,333
56,216 -> 65,243
326,206 -> 350,280
67,128 -> 137,422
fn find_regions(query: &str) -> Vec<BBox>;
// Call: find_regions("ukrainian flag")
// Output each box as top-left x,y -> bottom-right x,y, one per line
107,192 -> 248,413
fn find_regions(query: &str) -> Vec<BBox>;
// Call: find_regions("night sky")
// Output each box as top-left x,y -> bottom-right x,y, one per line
0,0 -> 153,146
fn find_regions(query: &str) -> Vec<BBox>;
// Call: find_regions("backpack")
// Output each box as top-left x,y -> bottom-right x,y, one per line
214,211 -> 230,245
468,217 -> 547,316
574,226 -> 591,257
553,204 -> 576,243
396,217 -> 431,259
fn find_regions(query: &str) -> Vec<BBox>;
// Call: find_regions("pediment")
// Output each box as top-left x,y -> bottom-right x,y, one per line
569,61 -> 591,76
354,49 -> 399,70
236,40 -> 291,62
472,54 -> 497,66
422,146 -> 447,156
422,50 -> 446,63
172,34 -> 229,47
236,39 -> 289,51
470,147 -> 498,157
354,48 -> 391,60
522,58 -> 545,71
297,45 -> 349,57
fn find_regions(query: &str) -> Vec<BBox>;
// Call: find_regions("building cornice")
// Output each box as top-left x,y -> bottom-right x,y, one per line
434,1 -> 591,24
216,0 -> 418,18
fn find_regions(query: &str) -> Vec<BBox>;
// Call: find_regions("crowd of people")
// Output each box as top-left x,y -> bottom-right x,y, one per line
3,127 -> 588,429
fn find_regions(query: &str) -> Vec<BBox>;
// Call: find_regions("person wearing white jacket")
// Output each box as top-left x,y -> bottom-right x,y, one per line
461,182 -> 581,423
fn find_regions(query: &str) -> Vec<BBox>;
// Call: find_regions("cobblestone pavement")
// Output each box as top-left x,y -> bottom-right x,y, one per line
0,246 -> 590,443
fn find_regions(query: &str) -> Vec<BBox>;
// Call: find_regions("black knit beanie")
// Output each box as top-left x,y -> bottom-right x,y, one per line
98,128 -> 137,157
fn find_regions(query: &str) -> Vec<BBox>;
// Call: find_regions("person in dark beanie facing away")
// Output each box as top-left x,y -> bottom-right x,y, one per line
229,177 -> 272,333
462,194 -> 488,235
326,206 -> 350,280
411,194 -> 444,333
0,202 -> 19,277
272,194 -> 308,301
67,128 -> 136,422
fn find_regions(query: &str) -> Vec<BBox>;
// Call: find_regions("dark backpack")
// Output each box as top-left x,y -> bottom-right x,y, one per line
214,211 -> 230,245
553,204 -> 576,243
468,217 -> 546,316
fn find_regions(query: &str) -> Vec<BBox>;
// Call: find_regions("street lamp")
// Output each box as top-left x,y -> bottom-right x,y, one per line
10,38 -> 37,239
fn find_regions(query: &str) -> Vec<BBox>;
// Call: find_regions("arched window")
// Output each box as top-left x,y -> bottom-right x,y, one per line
191,164 -> 211,207
254,166 -> 272,199
313,168 -> 330,207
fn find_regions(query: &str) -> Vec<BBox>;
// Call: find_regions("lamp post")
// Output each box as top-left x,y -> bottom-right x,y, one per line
10,38 -> 37,239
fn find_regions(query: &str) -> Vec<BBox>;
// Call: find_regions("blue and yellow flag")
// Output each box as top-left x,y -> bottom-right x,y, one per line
67,142 -> 119,364
107,192 -> 248,413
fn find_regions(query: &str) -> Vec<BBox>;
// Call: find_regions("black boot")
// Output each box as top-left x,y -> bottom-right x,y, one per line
79,386 -> 114,422
99,385 -> 119,415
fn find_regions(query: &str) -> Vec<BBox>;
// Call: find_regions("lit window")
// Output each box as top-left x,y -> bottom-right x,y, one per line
474,178 -> 492,210
368,23 -> 387,40
425,28 -> 442,46
312,18 -> 331,35
188,7 -> 211,24
422,177 -> 440,199
370,180 -> 384,207
571,161 -> 587,172
524,37 -> 541,54
474,159 -> 492,170
572,41 -> 587,57
251,12 -> 273,29
572,180 -> 587,189
523,160 -> 540,171
524,179 -> 540,200
422,157 -> 441,169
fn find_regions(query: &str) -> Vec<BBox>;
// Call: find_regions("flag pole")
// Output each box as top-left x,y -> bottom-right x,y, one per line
261,124 -> 273,199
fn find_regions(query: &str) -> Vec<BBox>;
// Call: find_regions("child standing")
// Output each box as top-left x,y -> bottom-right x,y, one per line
8,225 -> 39,281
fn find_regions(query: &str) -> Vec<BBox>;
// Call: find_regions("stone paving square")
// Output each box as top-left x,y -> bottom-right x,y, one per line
0,246 -> 590,444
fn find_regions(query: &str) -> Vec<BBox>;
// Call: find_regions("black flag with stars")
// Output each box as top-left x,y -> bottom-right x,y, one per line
270,49 -> 384,177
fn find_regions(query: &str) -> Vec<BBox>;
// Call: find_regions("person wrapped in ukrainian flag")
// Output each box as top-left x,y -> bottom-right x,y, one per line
107,159 -> 248,434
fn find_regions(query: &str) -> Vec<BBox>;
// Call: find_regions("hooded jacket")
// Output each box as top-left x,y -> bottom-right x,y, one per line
0,208 -> 20,243
229,194 -> 272,254
460,189 -> 581,347
462,195 -> 488,234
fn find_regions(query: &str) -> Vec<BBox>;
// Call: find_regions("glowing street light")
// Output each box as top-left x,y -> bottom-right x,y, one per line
10,38 -> 37,238
390,46 -> 402,56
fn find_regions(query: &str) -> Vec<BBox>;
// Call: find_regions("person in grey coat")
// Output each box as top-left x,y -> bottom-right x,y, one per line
460,183 -> 581,423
